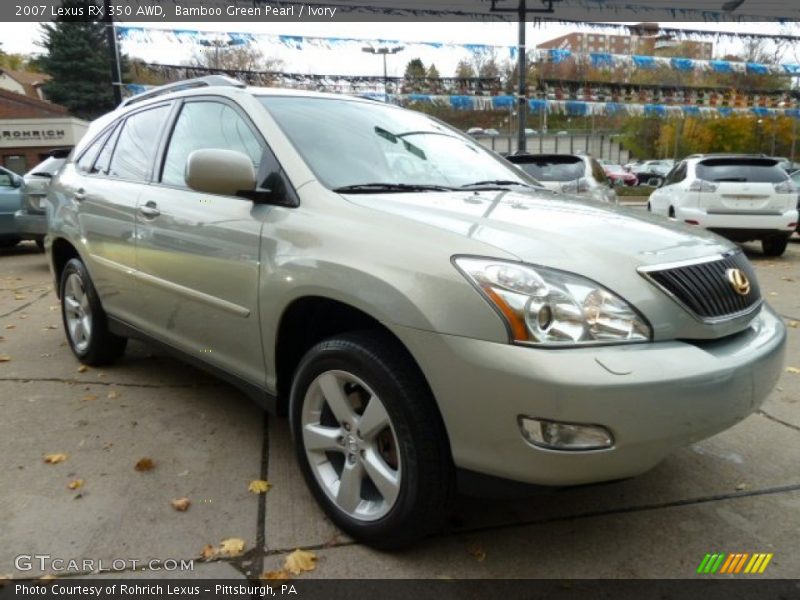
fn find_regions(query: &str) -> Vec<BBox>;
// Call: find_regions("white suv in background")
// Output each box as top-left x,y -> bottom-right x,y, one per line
648,155 -> 799,256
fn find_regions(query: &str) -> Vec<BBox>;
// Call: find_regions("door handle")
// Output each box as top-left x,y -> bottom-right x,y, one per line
74,188 -> 86,202
138,201 -> 160,218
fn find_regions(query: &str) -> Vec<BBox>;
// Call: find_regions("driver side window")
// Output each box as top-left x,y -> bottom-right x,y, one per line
161,101 -> 264,188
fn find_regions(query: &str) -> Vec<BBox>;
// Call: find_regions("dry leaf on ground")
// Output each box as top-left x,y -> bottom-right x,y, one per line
219,538 -> 246,558
284,549 -> 317,575
200,545 -> 218,561
260,570 -> 290,581
134,458 -> 155,471
81,394 -> 98,402
43,453 -> 68,464
107,390 -> 120,399
788,321 -> 799,328
14,295 -> 26,300
67,479 -> 84,490
4,325 -> 15,330
0,355 -> 10,363
248,479 -> 272,494
171,497 -> 191,512
466,542 -> 487,562
77,365 -> 88,373
786,367 -> 800,375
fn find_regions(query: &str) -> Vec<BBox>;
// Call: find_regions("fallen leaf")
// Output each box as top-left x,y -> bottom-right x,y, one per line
200,545 -> 218,561
260,570 -> 290,581
780,276 -> 794,282
67,479 -> 84,490
171,497 -> 191,512
769,292 -> 778,297
788,321 -> 799,328
786,367 -> 800,375
466,542 -> 487,562
107,390 -> 120,399
49,305 -> 59,311
134,458 -> 155,471
81,394 -> 98,402
43,453 -> 68,464
248,479 -> 272,494
219,538 -> 246,558
41,325 -> 57,331
40,353 -> 51,358
284,549 -> 317,575
14,295 -> 26,300
0,355 -> 10,363
4,325 -> 15,330
735,482 -> 749,491
77,365 -> 88,373
102,442 -> 113,450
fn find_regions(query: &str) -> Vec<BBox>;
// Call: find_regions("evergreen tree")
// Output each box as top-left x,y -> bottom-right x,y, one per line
38,0 -> 123,119
425,64 -> 441,93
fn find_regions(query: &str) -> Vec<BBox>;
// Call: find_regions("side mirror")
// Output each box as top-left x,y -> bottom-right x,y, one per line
11,176 -> 23,188
185,149 -> 256,197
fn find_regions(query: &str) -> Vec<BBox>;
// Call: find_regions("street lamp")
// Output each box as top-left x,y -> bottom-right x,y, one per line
362,45 -> 404,103
198,37 -> 244,71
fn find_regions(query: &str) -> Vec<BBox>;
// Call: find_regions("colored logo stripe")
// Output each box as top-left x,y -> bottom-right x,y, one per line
698,552 -> 774,574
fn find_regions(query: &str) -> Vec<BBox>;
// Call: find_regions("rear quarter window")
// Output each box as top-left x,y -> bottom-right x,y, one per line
696,159 -> 788,183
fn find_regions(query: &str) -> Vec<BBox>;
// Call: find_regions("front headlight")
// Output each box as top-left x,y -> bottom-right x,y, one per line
454,257 -> 651,346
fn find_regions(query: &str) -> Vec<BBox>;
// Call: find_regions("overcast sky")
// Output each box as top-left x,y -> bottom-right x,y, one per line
1,20 -> 796,78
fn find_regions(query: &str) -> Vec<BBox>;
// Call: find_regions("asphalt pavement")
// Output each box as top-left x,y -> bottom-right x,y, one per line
1,236 -> 799,580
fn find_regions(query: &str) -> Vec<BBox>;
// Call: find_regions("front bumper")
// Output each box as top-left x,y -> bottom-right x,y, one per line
13,209 -> 46,238
391,305 -> 785,486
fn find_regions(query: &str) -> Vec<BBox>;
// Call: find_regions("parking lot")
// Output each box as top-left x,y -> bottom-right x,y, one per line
1,234 -> 799,580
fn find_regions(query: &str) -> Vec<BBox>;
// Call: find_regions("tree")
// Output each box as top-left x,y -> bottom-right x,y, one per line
38,0 -> 124,119
425,63 -> 441,93
189,42 -> 282,74
454,59 -> 476,92
404,58 -> 426,80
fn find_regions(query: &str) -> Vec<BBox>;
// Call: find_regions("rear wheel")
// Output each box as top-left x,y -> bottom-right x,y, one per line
668,206 -> 675,218
60,258 -> 127,365
762,236 -> 789,257
289,331 -> 453,549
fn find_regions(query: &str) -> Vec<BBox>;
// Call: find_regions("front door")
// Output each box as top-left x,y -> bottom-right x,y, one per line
135,98 -> 268,386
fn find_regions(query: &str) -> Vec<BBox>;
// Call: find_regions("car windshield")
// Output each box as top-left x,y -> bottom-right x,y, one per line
258,96 -> 534,191
512,157 -> 584,182
696,159 -> 787,183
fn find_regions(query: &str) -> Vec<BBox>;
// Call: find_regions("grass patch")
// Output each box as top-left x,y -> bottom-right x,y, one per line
615,185 -> 654,198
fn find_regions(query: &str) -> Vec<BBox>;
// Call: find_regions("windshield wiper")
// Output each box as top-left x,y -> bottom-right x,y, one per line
333,183 -> 454,194
459,180 -> 539,190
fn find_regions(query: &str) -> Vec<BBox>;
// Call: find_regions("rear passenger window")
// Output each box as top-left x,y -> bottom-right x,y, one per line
107,105 -> 171,182
91,125 -> 121,175
77,127 -> 114,174
161,101 -> 264,187
696,160 -> 787,183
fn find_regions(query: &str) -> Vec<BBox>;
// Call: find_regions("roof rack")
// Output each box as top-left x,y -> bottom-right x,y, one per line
119,75 -> 246,108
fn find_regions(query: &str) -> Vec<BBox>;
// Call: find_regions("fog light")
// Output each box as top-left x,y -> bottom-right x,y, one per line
518,417 -> 614,451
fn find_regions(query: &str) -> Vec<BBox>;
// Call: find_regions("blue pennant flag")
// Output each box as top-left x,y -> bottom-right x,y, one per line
450,96 -> 473,110
565,101 -> 588,116
746,63 -> 769,75
407,94 -> 432,103
492,96 -> 515,109
528,99 -> 548,114
644,104 -> 667,116
548,49 -> 572,64
589,53 -> 614,68
632,55 -> 656,69
671,58 -> 695,72
710,60 -> 733,73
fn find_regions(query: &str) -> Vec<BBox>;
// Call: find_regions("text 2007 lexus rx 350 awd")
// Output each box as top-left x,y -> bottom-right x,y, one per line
45,77 -> 786,548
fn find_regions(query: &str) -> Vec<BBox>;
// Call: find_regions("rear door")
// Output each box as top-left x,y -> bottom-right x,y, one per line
695,158 -> 793,214
70,103 -> 173,325
134,97 -> 269,386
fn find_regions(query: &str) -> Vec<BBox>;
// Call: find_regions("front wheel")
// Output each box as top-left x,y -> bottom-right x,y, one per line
762,236 -> 788,257
60,258 -> 127,365
289,331 -> 453,549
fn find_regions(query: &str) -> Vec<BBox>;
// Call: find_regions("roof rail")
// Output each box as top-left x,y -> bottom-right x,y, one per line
119,75 -> 246,108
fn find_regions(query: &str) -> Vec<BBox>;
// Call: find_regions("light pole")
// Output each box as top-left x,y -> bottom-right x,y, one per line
198,38 -> 244,71
362,45 -> 404,103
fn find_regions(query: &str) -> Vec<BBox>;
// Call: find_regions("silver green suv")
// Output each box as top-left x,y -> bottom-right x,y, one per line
46,77 -> 786,548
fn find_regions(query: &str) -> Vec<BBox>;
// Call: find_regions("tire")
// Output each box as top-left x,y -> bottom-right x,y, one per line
668,206 -> 675,218
646,202 -> 652,212
60,258 -> 127,365
289,331 -> 454,549
762,236 -> 788,257
35,239 -> 44,251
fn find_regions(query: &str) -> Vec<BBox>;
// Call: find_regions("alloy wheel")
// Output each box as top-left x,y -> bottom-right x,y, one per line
63,272 -> 93,353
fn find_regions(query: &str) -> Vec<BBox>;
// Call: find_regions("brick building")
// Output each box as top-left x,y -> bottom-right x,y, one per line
537,26 -> 713,60
0,88 -> 88,174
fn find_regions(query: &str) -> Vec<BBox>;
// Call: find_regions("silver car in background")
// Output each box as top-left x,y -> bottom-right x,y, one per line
45,77 -> 785,548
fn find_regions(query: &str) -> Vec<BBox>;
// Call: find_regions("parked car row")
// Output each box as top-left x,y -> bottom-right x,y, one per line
506,152 -> 618,204
0,150 -> 69,250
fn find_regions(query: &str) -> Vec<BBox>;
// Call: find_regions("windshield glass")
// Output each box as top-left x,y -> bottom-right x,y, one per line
25,157 -> 65,177
258,96 -> 534,190
512,158 -> 584,182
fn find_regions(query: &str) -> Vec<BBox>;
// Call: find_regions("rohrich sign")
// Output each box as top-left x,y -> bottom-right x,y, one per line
0,118 -> 88,148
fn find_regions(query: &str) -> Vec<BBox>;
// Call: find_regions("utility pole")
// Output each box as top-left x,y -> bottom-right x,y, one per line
516,0 -> 527,153
104,0 -> 122,105
362,45 -> 404,103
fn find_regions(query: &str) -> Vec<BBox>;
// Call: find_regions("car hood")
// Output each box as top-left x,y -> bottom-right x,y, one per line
344,189 -> 732,273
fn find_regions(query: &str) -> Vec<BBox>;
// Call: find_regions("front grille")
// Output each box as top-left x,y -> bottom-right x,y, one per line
640,251 -> 761,321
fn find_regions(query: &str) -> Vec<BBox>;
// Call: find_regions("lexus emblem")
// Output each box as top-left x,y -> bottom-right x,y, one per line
726,268 -> 751,296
